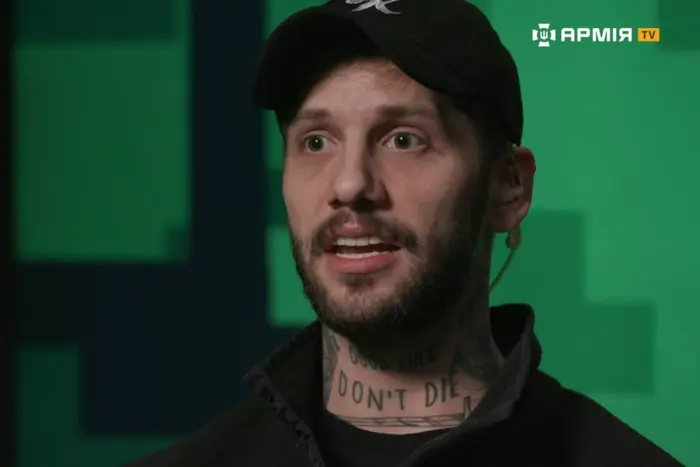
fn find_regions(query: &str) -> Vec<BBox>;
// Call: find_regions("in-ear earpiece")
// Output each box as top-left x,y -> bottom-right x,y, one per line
505,225 -> 521,250
507,151 -> 522,188
511,169 -> 521,188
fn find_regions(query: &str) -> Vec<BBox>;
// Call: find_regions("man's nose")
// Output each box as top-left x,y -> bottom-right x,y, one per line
330,149 -> 386,210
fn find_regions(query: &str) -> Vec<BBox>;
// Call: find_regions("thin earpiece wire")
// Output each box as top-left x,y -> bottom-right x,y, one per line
489,225 -> 521,293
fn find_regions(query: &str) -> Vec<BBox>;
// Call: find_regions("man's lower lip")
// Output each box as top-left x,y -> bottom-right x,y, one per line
324,250 -> 400,275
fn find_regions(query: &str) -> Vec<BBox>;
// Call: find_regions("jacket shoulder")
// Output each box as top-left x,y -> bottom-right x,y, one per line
533,372 -> 681,466
123,396 -> 278,467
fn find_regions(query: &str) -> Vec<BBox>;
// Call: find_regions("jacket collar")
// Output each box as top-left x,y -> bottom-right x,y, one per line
244,304 -> 541,465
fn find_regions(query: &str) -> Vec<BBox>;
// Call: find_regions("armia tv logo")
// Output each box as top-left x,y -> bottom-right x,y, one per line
532,24 -> 659,47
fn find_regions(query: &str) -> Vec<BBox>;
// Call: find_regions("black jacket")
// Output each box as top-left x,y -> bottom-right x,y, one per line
127,305 -> 682,467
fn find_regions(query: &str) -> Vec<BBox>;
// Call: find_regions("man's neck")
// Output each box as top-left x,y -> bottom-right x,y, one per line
321,295 -> 504,434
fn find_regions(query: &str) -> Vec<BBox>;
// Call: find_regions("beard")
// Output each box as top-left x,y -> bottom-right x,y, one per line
289,182 -> 486,342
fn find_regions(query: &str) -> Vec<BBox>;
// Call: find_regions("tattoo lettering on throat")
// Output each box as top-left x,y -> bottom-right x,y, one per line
322,328 -> 341,404
337,370 -> 405,411
424,365 -> 461,408
348,343 -> 440,372
336,365 -> 467,413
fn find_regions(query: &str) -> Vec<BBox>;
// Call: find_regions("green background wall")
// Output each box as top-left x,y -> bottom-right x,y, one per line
15,0 -> 699,465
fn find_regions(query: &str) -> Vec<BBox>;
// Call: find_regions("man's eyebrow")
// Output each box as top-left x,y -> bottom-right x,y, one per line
290,104 -> 438,127
289,108 -> 332,127
376,104 -> 438,120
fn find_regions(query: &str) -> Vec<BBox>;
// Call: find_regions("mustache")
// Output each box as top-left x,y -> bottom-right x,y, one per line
310,210 -> 419,254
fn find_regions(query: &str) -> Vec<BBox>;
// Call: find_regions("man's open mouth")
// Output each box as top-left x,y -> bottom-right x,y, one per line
327,236 -> 401,259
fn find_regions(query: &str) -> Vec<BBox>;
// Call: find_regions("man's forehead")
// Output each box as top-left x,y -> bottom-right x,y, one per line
292,59 -> 440,123
335,58 -> 411,80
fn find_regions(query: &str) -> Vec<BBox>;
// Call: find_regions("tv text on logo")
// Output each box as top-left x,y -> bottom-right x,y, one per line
638,27 -> 660,42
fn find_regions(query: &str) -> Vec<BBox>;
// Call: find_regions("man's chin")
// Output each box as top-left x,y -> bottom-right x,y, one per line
316,305 -> 397,340
324,286 -> 395,312
302,256 -> 432,337
317,267 -> 401,297
313,283 -> 412,335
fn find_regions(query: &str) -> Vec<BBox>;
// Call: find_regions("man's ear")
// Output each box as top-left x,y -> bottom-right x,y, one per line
488,145 -> 536,233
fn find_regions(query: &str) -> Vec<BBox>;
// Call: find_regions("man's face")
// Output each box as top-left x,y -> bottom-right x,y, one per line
283,59 -> 486,340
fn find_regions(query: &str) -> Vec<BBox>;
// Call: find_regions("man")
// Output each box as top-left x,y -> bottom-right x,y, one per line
129,0 -> 682,466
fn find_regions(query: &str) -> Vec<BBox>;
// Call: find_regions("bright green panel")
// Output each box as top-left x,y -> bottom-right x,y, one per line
13,0 -> 191,262
267,226 -> 314,325
17,348 -> 177,467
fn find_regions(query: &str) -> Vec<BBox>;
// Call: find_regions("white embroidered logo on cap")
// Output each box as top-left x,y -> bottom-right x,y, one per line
346,0 -> 401,15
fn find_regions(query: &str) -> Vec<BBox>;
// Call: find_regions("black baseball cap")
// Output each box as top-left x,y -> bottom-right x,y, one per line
254,0 -> 523,146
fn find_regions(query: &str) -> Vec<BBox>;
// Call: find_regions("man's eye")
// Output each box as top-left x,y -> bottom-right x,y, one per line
386,132 -> 424,150
303,135 -> 329,152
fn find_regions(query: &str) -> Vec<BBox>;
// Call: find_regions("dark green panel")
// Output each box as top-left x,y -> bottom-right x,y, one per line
559,303 -> 654,393
492,212 -> 654,394
659,0 -> 700,50
166,227 -> 191,262
16,0 -> 177,41
18,348 -> 178,467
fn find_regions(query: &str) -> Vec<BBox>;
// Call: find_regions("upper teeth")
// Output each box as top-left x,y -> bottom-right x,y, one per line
334,237 -> 383,246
